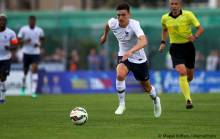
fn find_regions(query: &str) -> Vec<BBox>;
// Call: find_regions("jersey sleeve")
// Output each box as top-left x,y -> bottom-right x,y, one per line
188,11 -> 200,27
39,28 -> 45,38
10,30 -> 17,40
161,15 -> 167,29
17,27 -> 24,38
108,18 -> 117,29
132,21 -> 145,38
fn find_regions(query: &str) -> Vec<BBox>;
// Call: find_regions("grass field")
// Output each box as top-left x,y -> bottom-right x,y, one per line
0,93 -> 220,139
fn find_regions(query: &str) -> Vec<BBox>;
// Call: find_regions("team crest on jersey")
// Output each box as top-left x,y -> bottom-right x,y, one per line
0,35 -> 7,40
125,31 -> 129,36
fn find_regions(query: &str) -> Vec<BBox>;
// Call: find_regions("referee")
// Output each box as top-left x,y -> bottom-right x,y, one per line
159,0 -> 204,109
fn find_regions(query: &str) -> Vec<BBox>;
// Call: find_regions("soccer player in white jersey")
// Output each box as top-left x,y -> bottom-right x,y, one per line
0,14 -> 18,103
18,15 -> 44,98
100,3 -> 162,117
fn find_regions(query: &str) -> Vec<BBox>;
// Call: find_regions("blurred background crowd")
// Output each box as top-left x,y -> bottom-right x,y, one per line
1,0 -> 220,71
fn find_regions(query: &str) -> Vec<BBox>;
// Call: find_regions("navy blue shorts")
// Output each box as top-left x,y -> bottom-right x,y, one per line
0,59 -> 11,76
117,56 -> 149,81
23,54 -> 40,70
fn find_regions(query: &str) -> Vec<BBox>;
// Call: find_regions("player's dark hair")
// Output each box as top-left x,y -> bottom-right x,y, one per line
116,3 -> 130,13
29,15 -> 36,21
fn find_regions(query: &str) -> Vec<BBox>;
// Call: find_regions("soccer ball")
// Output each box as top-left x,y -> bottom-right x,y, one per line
70,107 -> 88,125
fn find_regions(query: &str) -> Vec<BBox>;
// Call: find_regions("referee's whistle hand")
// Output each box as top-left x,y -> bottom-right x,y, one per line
158,44 -> 165,53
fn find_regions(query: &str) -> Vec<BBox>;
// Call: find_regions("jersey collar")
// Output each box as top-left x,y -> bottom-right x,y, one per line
169,10 -> 182,19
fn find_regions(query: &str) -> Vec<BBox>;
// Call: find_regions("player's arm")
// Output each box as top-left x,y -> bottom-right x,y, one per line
5,33 -> 18,50
158,28 -> 168,53
17,29 -> 31,45
18,37 -> 31,45
36,29 -> 45,47
100,23 -> 110,45
188,25 -> 204,42
122,35 -> 147,61
188,12 -> 204,42
159,15 -> 168,53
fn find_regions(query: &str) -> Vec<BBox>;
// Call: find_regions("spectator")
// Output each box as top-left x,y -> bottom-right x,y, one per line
195,51 -> 205,70
99,48 -> 108,70
69,49 -> 79,71
206,50 -> 219,71
50,47 -> 65,62
87,48 -> 100,70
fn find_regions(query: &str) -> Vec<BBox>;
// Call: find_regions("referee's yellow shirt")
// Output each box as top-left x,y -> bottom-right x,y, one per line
161,10 -> 200,44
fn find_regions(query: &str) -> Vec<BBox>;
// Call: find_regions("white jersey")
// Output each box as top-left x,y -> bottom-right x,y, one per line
108,18 -> 147,64
18,25 -> 44,55
0,28 -> 16,60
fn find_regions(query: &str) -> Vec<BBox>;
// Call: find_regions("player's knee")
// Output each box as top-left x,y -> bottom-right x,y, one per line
144,86 -> 151,92
176,67 -> 187,76
117,75 -> 125,81
143,84 -> 151,92
116,71 -> 126,81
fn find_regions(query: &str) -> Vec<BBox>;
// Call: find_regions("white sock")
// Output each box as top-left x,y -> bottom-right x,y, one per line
31,73 -> 38,94
2,91 -> 5,100
0,82 -> 5,100
149,85 -> 157,100
0,81 -> 6,92
116,79 -> 126,106
22,75 -> 26,88
0,91 -> 2,100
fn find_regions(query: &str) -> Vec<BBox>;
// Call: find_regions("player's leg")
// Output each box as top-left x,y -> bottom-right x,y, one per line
0,73 -> 6,103
20,54 -> 30,95
170,43 -> 193,109
187,68 -> 194,82
140,80 -> 161,118
30,55 -> 40,98
131,61 -> 161,117
115,62 -> 129,115
175,64 -> 193,109
184,43 -> 196,108
0,60 -> 11,103
30,62 -> 39,98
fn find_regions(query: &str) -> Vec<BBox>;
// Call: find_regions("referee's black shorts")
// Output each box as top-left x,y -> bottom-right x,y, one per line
169,41 -> 195,69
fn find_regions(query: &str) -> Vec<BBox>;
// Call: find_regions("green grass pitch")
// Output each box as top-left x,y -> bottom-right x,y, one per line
0,93 -> 220,139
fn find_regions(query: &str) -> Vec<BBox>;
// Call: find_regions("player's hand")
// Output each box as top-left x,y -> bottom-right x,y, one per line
4,45 -> 10,50
188,35 -> 196,42
24,38 -> 31,44
34,43 -> 41,47
100,35 -> 106,45
158,43 -> 166,53
122,50 -> 133,61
